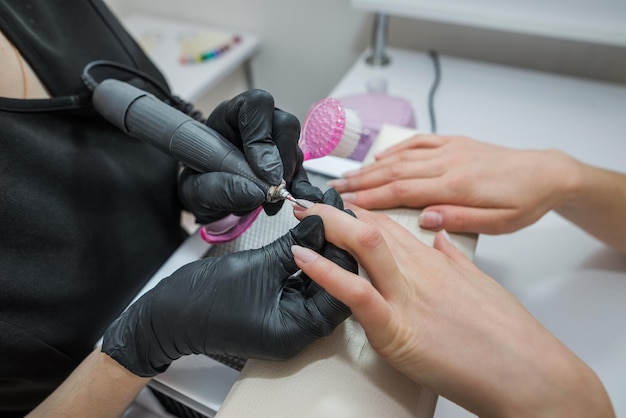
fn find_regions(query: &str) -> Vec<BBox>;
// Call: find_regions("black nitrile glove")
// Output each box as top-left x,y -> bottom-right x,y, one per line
179,89 -> 323,224
102,190 -> 356,377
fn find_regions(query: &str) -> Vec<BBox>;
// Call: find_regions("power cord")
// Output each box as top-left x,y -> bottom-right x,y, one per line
81,60 -> 205,122
427,50 -> 441,133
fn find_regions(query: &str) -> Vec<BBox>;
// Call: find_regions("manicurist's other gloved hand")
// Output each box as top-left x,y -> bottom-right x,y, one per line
101,190 -> 356,377
179,89 -> 323,224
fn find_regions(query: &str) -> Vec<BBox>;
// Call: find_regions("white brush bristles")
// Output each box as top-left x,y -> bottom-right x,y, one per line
331,108 -> 362,158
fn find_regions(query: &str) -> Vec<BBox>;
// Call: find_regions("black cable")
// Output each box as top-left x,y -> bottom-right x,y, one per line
427,50 -> 441,134
81,60 -> 205,122
81,60 -> 170,96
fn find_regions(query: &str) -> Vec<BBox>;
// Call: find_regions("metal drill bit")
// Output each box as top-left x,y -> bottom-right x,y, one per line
279,188 -> 308,208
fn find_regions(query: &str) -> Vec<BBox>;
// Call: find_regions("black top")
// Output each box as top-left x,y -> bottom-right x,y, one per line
0,1 -> 185,414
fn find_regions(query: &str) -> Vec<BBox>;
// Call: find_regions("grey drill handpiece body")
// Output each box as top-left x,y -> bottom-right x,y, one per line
91,79 -> 300,206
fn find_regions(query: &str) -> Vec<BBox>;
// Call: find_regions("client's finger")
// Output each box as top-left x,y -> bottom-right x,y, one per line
294,204 -> 401,297
433,230 -> 481,273
291,245 -> 392,334
374,134 -> 446,159
346,206 -> 440,273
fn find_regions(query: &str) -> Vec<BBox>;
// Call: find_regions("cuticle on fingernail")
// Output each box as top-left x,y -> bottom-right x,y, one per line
340,193 -> 355,202
418,211 -> 443,228
294,199 -> 314,209
291,245 -> 317,263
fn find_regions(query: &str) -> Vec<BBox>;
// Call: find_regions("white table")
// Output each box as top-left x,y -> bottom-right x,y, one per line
320,47 -> 626,417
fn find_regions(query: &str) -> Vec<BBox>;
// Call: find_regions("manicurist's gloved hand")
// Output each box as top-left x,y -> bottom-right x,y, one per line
101,190 -> 357,377
179,89 -> 322,224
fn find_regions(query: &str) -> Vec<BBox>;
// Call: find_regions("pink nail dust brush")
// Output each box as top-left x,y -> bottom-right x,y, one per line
299,97 -> 362,161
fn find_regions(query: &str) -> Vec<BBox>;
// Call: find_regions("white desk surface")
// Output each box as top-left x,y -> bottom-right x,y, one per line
325,47 -> 626,417
121,15 -> 260,103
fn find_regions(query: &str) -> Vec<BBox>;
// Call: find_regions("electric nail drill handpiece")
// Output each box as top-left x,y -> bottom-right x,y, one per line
92,78 -> 298,205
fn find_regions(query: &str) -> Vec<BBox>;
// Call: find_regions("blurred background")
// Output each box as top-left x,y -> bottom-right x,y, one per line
104,0 -> 626,120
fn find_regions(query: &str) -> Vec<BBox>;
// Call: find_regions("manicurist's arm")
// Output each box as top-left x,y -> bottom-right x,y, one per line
27,349 -> 148,418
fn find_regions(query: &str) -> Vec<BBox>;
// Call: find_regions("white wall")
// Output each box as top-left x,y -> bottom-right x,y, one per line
106,0 -> 370,119
387,16 -> 626,87
105,0 -> 626,120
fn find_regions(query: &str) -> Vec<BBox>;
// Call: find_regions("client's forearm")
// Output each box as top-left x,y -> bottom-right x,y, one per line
556,158 -> 626,254
27,349 -> 149,418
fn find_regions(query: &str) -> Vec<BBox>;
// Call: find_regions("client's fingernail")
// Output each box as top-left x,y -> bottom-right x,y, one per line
343,168 -> 361,178
441,229 -> 454,246
291,245 -> 317,263
418,211 -> 443,228
293,199 -> 314,210
327,179 -> 347,188
340,193 -> 355,202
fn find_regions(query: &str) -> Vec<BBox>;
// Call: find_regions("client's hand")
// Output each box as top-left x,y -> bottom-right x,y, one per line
179,89 -> 322,224
102,191 -> 356,377
329,135 -> 579,234
291,203 -> 614,418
